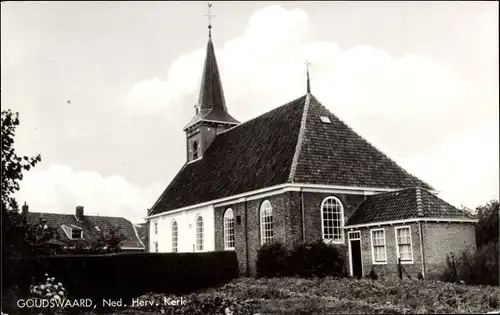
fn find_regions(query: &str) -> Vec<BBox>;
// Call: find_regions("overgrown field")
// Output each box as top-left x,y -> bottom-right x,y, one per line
130,277 -> 500,314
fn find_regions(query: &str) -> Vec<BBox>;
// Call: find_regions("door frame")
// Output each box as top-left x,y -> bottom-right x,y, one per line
348,230 -> 363,277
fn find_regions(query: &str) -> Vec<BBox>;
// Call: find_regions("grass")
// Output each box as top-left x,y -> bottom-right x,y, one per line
10,277 -> 500,314
130,276 -> 500,314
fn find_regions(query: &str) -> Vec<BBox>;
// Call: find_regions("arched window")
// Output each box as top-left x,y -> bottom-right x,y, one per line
224,209 -> 235,250
195,215 -> 204,251
171,220 -> 178,253
193,141 -> 198,160
321,196 -> 345,243
260,200 -> 273,245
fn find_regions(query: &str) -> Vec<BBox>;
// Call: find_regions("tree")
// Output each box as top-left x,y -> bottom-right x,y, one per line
1,109 -> 57,257
475,199 -> 499,247
1,109 -> 41,211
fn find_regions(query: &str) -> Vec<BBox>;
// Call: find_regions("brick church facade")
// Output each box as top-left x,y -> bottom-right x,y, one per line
145,25 -> 477,279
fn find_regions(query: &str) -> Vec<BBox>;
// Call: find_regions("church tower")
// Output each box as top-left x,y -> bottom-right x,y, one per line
183,7 -> 239,162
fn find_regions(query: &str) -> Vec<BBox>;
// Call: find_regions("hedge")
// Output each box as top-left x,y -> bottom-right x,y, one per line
256,240 -> 347,278
3,251 -> 239,306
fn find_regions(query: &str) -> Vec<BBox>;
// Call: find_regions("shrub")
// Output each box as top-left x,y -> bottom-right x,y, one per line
2,251 -> 239,311
30,273 -> 67,301
256,242 -> 289,278
255,240 -> 347,278
288,240 -> 346,278
441,241 -> 499,286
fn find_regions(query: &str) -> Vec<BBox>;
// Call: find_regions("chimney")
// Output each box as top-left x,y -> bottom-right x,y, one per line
22,202 -> 29,217
76,206 -> 84,220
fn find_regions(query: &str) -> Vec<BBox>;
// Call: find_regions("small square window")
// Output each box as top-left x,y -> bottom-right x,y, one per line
71,229 -> 82,239
320,116 -> 331,124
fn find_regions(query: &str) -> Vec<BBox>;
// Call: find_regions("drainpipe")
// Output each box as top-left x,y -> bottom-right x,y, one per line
418,221 -> 426,278
244,198 -> 249,276
301,188 -> 305,243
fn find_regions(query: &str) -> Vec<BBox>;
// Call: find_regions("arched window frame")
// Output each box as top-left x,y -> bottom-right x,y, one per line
320,196 -> 345,244
195,214 -> 204,251
260,200 -> 274,245
193,141 -> 198,160
171,220 -> 178,253
223,208 -> 235,250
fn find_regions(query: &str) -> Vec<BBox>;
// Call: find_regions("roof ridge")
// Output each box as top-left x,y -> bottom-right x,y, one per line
217,94 -> 308,136
416,187 -> 424,217
132,223 -> 146,248
288,93 -> 311,182
309,94 -> 433,190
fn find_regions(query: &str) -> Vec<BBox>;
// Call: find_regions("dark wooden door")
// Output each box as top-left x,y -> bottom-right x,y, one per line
350,240 -> 362,278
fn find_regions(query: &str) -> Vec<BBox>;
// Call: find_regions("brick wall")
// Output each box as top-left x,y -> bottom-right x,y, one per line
356,223 -> 424,278
214,190 -> 366,276
421,222 -> 477,279
214,193 -> 294,276
302,192 -> 365,243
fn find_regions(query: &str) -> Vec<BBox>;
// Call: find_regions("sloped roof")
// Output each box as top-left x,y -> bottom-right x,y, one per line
184,36 -> 239,130
134,223 -> 149,247
346,187 -> 476,226
150,93 -> 432,215
27,212 -> 145,249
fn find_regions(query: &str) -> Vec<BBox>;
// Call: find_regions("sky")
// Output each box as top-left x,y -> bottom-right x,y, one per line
1,1 -> 498,223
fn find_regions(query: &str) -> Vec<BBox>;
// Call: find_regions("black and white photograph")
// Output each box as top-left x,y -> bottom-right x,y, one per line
1,1 -> 499,314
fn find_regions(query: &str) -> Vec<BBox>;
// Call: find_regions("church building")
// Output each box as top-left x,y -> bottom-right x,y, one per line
145,18 -> 477,279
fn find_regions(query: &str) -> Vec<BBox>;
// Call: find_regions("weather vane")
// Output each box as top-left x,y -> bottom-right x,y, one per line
205,2 -> 216,37
304,60 -> 311,72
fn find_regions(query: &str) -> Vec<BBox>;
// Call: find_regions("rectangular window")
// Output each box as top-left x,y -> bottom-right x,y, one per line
71,229 -> 82,239
154,241 -> 159,253
154,222 -> 158,235
395,226 -> 413,263
370,228 -> 387,264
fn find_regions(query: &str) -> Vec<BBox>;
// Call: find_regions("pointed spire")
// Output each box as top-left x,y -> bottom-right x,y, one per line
305,61 -> 311,94
187,2 -> 238,128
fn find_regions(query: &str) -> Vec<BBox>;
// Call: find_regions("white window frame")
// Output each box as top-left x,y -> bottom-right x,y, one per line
320,196 -> 345,244
223,208 -> 235,250
347,230 -> 363,277
260,200 -> 274,245
370,228 -> 387,264
171,220 -> 178,253
70,229 -> 83,240
395,226 -> 414,264
154,221 -> 158,235
195,214 -> 204,252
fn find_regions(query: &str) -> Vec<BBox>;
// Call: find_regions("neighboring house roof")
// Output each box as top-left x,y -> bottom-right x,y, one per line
27,212 -> 145,249
346,187 -> 476,226
134,223 -> 149,247
150,94 -> 432,215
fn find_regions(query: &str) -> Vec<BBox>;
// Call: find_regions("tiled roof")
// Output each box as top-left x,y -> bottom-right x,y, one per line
346,187 -> 476,225
150,93 -> 433,215
151,96 -> 306,214
290,95 -> 433,189
134,223 -> 148,247
27,212 -> 145,249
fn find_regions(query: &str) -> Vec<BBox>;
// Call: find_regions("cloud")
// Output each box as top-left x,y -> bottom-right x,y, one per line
59,4 -> 496,215
397,119 -> 499,208
16,165 -> 164,223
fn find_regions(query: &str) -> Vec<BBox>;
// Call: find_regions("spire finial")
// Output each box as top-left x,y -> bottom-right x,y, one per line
305,60 -> 311,94
205,2 -> 215,38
